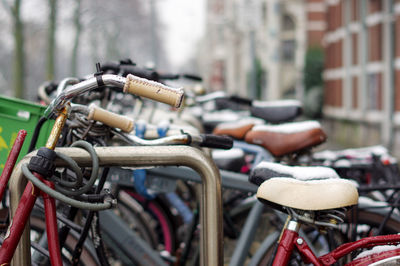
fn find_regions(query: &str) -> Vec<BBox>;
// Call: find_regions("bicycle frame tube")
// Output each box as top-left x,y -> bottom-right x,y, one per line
273,219 -> 400,266
41,179 -> 62,266
232,140 -> 272,166
229,140 -> 273,266
319,234 -> 400,265
0,182 -> 38,265
347,249 -> 400,265
0,130 -> 27,201
0,177 -> 62,265
10,145 -> 223,266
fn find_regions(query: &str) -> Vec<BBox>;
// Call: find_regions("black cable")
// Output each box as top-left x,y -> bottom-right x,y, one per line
58,207 -> 79,251
377,194 -> 400,235
179,207 -> 199,266
28,117 -> 48,153
91,211 -> 111,266
71,167 -> 110,266
90,166 -> 112,266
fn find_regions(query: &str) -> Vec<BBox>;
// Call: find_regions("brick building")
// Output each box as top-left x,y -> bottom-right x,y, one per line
322,0 -> 400,154
307,0 -> 326,47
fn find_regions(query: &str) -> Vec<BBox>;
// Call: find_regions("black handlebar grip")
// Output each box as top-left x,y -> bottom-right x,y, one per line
182,74 -> 203,81
100,62 -> 121,73
229,95 -> 253,106
158,73 -> 180,80
199,134 -> 233,150
120,65 -> 160,81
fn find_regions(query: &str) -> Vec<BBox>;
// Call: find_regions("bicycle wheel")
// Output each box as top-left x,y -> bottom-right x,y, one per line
120,189 -> 177,253
30,212 -> 99,266
95,189 -> 177,265
250,209 -> 400,266
114,193 -> 159,248
222,196 -> 285,265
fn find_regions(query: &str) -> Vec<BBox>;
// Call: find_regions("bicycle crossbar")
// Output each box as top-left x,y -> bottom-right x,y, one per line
9,146 -> 223,266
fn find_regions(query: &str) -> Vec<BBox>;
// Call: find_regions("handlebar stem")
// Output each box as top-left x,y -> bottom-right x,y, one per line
45,74 -> 126,118
56,77 -> 80,97
46,105 -> 70,150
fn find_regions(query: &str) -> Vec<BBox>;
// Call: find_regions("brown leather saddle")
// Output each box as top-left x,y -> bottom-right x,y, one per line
212,119 -> 263,140
244,121 -> 327,157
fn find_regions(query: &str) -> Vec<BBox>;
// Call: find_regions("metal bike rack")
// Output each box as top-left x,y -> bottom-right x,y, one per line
9,146 -> 223,266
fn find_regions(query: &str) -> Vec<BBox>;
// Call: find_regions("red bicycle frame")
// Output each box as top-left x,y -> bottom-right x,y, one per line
273,219 -> 400,266
0,109 -> 68,266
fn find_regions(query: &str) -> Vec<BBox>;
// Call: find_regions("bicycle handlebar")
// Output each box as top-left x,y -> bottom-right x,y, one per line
123,74 -> 184,108
229,95 -> 253,106
87,104 -> 134,133
197,134 -> 233,150
45,74 -> 184,117
119,131 -> 233,150
101,61 -> 201,82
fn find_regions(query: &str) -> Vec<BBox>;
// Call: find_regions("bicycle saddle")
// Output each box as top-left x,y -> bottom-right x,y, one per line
212,118 -> 263,139
202,110 -> 250,132
212,148 -> 246,172
250,100 -> 302,123
244,121 -> 327,157
250,161 -> 359,211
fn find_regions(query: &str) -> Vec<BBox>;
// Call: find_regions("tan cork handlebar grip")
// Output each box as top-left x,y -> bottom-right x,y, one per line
87,104 -> 134,133
123,74 -> 184,108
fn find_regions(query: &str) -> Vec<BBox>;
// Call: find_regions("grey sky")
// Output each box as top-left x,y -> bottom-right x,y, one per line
157,0 -> 206,68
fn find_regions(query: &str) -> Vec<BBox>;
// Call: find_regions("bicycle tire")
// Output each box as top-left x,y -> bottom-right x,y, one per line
122,189 -> 177,253
96,199 -> 161,265
250,209 -> 400,266
116,201 -> 158,247
94,189 -> 176,265
223,197 -> 284,265
30,213 -> 99,266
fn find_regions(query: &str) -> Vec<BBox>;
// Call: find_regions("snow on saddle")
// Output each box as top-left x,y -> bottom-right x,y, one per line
250,99 -> 302,123
250,161 -> 359,211
212,118 -> 263,140
244,120 -> 327,157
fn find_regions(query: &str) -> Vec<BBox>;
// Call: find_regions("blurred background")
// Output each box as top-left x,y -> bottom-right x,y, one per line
0,0 -> 400,156
0,0 -> 206,98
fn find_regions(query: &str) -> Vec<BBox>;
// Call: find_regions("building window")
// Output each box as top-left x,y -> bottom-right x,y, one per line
262,2 -> 267,23
282,40 -> 296,62
281,14 -> 296,62
282,14 -> 295,31
367,73 -> 379,110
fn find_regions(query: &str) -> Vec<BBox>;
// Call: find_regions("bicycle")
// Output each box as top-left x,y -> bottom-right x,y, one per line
31,66 -> 228,265
247,161 -> 400,265
210,114 -> 400,265
2,70 -> 188,265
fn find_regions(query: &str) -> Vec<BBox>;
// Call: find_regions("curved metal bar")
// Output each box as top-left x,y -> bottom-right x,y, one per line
56,77 -> 80,97
45,74 -> 127,117
10,146 -> 222,266
62,74 -> 126,100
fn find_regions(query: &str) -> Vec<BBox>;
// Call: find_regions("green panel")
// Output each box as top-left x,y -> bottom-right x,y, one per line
0,95 -> 54,170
